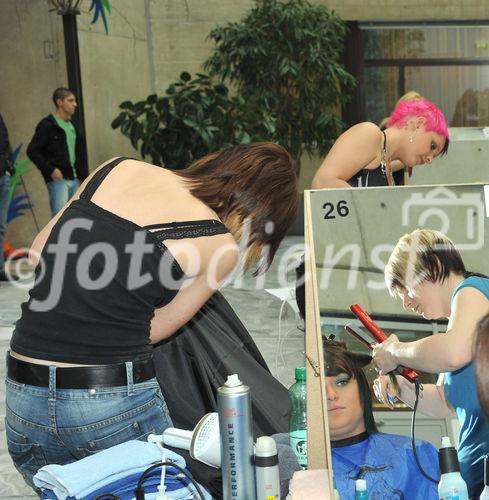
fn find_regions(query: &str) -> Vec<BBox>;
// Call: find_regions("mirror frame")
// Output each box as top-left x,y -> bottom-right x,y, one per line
304,189 -> 334,496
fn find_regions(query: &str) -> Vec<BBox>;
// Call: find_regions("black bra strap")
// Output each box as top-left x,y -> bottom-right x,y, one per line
79,157 -> 132,201
144,219 -> 225,231
382,130 -> 387,153
147,219 -> 229,243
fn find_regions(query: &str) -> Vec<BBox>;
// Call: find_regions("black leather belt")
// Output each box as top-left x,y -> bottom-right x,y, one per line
7,353 -> 155,389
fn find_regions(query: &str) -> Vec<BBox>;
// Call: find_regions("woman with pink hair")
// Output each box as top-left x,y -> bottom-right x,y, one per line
312,98 -> 449,189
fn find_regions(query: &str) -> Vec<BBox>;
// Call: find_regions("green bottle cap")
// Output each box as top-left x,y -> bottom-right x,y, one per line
295,367 -> 306,381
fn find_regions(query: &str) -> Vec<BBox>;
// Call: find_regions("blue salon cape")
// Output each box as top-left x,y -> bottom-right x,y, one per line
332,433 -> 440,499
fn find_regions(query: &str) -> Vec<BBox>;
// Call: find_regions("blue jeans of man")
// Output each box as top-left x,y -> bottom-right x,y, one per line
5,365 -> 172,491
47,178 -> 80,217
0,173 -> 10,271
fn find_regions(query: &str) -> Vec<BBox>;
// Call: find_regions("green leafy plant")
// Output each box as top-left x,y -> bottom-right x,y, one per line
113,0 -> 354,172
205,0 -> 355,169
112,72 -> 275,168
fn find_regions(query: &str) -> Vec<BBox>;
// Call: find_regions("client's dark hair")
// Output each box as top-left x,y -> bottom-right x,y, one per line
323,338 -> 378,434
475,313 -> 489,420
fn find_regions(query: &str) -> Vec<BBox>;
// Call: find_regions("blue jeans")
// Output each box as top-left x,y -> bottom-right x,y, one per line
0,173 -> 10,270
5,365 -> 172,491
47,178 -> 80,217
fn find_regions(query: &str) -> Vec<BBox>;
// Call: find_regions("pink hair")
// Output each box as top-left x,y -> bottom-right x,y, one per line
387,98 -> 449,154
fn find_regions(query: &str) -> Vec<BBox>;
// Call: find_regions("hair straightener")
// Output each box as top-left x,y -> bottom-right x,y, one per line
344,304 -> 437,484
346,303 -> 418,383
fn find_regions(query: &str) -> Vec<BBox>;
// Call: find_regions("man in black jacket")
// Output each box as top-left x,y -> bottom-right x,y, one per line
27,88 -> 88,216
0,114 -> 18,281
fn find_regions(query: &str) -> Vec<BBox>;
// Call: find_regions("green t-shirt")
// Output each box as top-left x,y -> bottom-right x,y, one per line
53,114 -> 77,177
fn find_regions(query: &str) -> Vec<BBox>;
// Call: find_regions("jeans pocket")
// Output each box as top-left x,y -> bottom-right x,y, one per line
5,419 -> 47,484
76,404 -> 166,458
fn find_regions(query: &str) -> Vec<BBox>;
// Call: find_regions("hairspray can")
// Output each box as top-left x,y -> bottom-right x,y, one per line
218,374 -> 256,500
255,436 -> 280,500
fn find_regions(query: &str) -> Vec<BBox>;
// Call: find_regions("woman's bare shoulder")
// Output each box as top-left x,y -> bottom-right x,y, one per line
344,121 -> 382,138
312,123 -> 383,188
333,122 -> 383,151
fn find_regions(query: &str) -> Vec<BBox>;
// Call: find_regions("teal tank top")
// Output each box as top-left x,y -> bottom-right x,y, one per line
444,276 -> 489,496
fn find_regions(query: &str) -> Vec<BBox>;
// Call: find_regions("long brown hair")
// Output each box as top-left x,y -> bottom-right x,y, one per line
177,142 -> 299,273
475,313 -> 489,420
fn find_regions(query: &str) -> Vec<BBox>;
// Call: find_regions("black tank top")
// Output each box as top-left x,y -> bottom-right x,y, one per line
11,157 -> 229,364
348,131 -> 405,187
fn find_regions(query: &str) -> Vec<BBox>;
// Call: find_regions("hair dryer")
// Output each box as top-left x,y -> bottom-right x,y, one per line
162,412 -> 221,468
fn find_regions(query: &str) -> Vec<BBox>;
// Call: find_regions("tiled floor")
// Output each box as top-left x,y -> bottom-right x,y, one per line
0,236 -> 305,498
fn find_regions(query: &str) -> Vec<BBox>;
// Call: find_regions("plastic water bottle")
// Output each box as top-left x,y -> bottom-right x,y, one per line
437,436 -> 469,500
480,454 -> 489,499
355,479 -> 368,499
289,367 -> 307,469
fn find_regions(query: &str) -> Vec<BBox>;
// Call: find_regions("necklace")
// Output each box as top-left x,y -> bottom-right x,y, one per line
380,133 -> 394,186
380,158 -> 394,186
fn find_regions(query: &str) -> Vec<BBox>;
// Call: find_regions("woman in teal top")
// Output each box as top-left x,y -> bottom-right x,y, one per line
371,229 -> 489,498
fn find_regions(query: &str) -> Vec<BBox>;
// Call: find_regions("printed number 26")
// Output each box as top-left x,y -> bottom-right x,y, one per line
323,200 -> 349,220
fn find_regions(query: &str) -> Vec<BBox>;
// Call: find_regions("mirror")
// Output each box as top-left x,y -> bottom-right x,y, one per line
303,182 -> 489,492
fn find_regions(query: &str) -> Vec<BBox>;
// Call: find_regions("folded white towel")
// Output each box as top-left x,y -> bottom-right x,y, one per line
34,440 -> 185,499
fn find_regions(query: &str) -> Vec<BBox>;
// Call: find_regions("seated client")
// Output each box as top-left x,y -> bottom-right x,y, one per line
275,339 -> 440,499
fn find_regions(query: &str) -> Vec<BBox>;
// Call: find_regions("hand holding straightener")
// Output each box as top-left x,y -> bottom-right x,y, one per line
345,304 -> 420,408
349,303 -> 418,383
372,334 -> 402,374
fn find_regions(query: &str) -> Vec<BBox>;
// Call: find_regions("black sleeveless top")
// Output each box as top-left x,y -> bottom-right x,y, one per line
11,157 -> 229,364
348,131 -> 405,187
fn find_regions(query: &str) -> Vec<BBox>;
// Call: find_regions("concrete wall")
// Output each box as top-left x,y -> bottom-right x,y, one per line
2,0 -> 488,248
146,0 -> 252,92
323,0 -> 489,21
1,0 -> 254,248
76,0 -> 152,169
1,0 -> 67,248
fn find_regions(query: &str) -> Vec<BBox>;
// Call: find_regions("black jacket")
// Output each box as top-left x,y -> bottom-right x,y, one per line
27,114 -> 88,184
0,114 -> 14,177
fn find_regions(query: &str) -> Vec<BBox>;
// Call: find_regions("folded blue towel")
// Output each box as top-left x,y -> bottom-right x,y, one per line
41,466 -> 212,499
34,440 -> 186,499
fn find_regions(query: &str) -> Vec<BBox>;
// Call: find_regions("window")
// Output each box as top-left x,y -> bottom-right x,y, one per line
347,23 -> 489,127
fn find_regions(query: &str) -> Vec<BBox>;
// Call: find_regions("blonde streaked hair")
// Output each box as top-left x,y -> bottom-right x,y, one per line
397,90 -> 423,104
385,229 -> 468,297
378,91 -> 423,131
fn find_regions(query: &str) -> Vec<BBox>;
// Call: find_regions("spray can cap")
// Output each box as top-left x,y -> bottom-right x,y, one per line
255,436 -> 278,457
295,367 -> 306,381
355,479 -> 367,492
441,436 -> 452,448
225,374 -> 242,387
